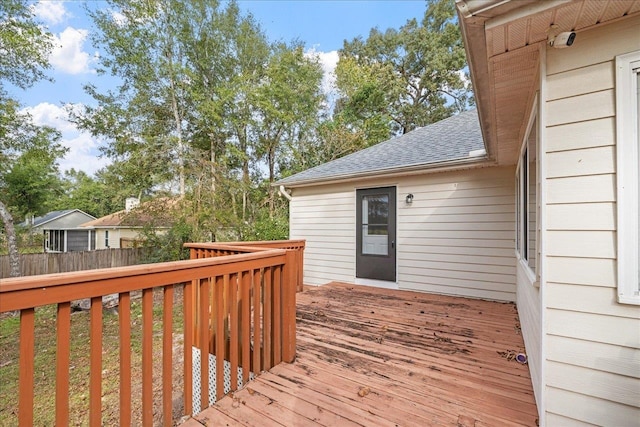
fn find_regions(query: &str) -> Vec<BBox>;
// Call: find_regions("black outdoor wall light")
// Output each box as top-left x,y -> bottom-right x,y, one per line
405,193 -> 414,204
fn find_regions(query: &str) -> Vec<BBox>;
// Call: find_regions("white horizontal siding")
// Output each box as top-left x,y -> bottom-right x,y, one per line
289,166 -> 517,301
546,257 -> 616,287
546,387 -> 640,427
546,203 -> 615,230
547,362 -> 639,409
546,117 -> 615,153
546,174 -> 616,204
397,166 -> 516,301
546,335 -> 640,379
542,15 -> 640,425
290,186 -> 355,286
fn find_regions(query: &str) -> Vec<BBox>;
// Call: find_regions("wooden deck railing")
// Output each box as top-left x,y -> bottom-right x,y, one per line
0,242 -> 300,426
185,240 -> 305,292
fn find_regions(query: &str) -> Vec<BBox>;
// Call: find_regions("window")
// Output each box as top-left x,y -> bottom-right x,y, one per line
105,230 -> 110,248
616,50 -> 640,305
516,102 -> 538,281
46,230 -> 65,252
361,194 -> 389,255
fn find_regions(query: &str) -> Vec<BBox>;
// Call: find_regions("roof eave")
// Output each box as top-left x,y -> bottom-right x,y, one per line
277,156 -> 494,189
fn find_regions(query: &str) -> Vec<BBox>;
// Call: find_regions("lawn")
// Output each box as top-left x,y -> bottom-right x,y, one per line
0,286 -> 185,426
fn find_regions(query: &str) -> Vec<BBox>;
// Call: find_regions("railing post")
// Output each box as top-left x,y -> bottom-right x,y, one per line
282,250 -> 297,363
183,280 -> 193,417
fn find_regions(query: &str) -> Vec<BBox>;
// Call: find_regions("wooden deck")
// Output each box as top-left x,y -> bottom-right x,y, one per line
183,282 -> 538,426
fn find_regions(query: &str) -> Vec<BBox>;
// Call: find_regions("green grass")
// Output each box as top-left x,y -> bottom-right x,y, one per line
0,287 -> 185,426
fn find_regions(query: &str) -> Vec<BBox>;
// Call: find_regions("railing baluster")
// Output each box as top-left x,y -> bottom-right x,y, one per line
241,270 -> 251,384
56,302 -> 71,426
252,269 -> 261,375
119,292 -> 132,427
18,308 -> 35,426
230,273 -> 239,391
199,278 -> 209,411
90,296 -> 102,427
263,267 -> 272,370
283,250 -> 297,363
183,281 -> 193,416
163,285 -> 174,427
215,275 -> 225,401
273,265 -> 282,365
209,277 -> 216,355
142,288 -> 153,425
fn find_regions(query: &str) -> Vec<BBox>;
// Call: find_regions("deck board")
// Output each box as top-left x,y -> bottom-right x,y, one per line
189,283 -> 538,426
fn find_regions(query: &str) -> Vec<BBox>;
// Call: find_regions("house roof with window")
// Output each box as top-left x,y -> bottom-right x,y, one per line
276,109 -> 486,187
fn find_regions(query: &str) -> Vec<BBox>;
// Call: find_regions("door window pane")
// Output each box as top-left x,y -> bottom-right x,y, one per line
362,194 -> 388,255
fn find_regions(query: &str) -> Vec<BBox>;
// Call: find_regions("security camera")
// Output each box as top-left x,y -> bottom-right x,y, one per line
549,31 -> 576,48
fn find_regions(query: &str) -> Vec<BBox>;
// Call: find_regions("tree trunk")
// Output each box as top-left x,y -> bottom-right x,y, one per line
0,200 -> 21,277
268,145 -> 276,219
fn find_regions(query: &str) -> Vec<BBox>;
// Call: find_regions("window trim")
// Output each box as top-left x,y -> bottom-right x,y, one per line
516,96 -> 539,285
616,50 -> 640,305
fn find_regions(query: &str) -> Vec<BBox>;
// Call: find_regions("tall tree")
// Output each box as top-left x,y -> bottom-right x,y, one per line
0,0 -> 55,276
336,0 -> 471,139
76,0 -> 193,197
1,125 -> 66,220
253,42 -> 324,216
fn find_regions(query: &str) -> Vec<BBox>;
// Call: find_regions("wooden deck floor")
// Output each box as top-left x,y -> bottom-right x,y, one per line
183,283 -> 538,426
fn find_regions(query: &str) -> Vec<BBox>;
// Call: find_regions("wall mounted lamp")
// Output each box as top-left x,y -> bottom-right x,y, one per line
405,193 -> 414,204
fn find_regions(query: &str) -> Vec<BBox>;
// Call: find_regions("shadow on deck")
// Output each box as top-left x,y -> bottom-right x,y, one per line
184,282 -> 538,426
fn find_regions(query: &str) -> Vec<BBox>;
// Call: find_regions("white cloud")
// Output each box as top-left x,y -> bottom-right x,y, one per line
31,1 -> 68,25
22,102 -> 76,133
50,27 -> 94,75
305,48 -> 339,97
21,103 -> 108,176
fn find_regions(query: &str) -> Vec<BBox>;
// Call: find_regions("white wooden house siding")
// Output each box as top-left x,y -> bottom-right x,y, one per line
94,228 -> 142,249
290,166 -> 517,301
543,15 -> 640,425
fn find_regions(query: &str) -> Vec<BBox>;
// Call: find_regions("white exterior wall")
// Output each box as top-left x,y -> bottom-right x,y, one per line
94,228 -> 142,249
543,15 -> 640,425
290,166 -> 517,301
290,185 -> 356,285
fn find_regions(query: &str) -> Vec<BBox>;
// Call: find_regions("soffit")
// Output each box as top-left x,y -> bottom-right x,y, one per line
458,0 -> 640,166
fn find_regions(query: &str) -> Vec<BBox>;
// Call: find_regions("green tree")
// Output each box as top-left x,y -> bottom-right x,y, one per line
76,0 -> 193,197
253,42 -> 324,216
0,0 -> 52,89
0,0 -> 56,275
336,0 -> 471,139
1,126 -> 66,220
78,0 -> 326,249
54,169 -> 110,217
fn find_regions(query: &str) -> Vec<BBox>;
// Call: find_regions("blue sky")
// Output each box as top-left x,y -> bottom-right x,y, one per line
17,0 -> 428,176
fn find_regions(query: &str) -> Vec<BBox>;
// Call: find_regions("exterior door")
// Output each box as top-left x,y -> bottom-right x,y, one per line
356,187 -> 396,282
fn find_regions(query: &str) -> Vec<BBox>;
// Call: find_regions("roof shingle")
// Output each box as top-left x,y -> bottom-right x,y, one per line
277,109 -> 485,187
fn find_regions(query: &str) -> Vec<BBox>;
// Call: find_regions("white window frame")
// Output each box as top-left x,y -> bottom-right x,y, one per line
616,50 -> 640,305
105,230 -> 110,248
516,96 -> 539,285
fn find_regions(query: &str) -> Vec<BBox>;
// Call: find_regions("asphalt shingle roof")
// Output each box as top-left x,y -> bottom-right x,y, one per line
18,210 -> 75,227
277,109 -> 485,187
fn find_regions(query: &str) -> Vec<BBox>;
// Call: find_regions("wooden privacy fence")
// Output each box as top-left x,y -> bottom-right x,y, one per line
0,241 -> 300,426
185,240 -> 305,292
0,248 -> 148,278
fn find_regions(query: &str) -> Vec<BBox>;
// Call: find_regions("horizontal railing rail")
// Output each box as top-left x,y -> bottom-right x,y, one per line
185,240 -> 305,292
0,242 -> 299,426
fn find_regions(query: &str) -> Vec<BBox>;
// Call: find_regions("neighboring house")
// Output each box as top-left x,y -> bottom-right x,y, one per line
81,198 -> 173,249
20,209 -> 97,252
277,1 -> 640,425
